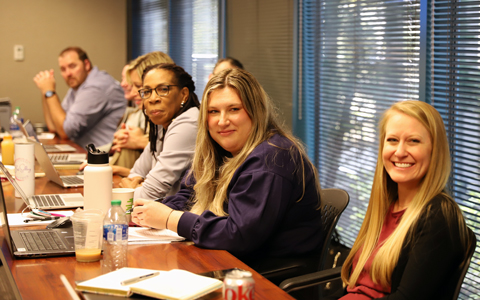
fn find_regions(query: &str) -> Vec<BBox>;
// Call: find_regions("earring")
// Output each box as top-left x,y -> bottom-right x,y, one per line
180,101 -> 185,108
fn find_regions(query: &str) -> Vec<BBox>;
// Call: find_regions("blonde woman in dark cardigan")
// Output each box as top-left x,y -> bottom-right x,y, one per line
340,101 -> 471,300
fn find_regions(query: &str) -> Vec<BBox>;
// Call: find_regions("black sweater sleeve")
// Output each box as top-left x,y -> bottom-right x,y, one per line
377,197 -> 465,300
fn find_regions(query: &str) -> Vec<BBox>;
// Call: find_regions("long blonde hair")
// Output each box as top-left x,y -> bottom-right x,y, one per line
188,69 -> 321,216
342,100 -> 470,288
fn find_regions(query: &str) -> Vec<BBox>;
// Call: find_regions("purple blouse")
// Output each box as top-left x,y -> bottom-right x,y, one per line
163,134 -> 323,260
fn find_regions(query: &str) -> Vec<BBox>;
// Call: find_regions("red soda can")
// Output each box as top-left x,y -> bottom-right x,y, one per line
223,269 -> 255,300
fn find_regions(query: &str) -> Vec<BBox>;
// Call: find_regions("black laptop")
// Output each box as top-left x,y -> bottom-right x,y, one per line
0,183 -> 75,258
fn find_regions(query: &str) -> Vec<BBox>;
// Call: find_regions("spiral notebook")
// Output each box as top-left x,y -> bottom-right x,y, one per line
76,268 -> 223,299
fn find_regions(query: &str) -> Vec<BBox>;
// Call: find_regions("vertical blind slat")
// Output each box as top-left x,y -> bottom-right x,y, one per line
302,0 -> 479,297
131,0 -> 218,96
430,0 -> 480,297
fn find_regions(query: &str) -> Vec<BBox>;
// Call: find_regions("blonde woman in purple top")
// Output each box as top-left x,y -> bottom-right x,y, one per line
131,69 -> 323,264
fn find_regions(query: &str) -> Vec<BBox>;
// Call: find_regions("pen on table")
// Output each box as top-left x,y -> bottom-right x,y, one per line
48,212 -> 66,217
126,197 -> 165,214
35,209 -> 65,217
24,216 -> 60,223
120,271 -> 160,286
33,211 -> 66,218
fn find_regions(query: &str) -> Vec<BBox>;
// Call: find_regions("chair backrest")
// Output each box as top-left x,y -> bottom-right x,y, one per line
318,188 -> 350,270
0,244 -> 22,300
452,226 -> 477,300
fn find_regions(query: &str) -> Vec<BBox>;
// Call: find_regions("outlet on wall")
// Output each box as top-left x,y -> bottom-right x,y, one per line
14,45 -> 24,61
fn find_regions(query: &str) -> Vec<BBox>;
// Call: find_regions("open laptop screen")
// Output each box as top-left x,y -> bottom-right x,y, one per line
16,120 -> 39,142
0,162 -> 30,208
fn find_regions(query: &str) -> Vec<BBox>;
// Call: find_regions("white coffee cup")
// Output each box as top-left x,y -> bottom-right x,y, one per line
14,143 -> 35,198
112,188 -> 135,215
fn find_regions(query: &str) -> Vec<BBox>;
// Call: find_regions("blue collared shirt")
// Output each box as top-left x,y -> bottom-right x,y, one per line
61,66 -> 126,148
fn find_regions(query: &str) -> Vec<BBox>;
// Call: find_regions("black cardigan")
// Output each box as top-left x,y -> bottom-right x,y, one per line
376,195 -> 465,300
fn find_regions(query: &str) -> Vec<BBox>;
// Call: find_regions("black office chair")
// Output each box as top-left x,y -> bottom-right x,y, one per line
451,227 -> 477,300
280,227 -> 477,300
257,188 -> 350,287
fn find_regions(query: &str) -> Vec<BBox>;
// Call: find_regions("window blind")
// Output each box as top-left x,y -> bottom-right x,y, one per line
130,0 -> 218,95
429,0 -> 480,297
300,0 -> 420,247
169,0 -> 219,96
130,0 -> 169,59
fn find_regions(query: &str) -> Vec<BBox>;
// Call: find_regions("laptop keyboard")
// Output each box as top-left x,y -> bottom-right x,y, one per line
44,145 -> 60,152
19,231 -> 67,251
49,154 -> 68,162
61,176 -> 84,185
31,195 -> 64,208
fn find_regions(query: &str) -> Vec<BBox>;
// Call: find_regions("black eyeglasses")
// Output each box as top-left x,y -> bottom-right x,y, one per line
138,85 -> 179,99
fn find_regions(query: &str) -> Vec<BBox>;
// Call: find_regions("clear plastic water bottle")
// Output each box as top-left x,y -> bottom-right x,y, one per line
103,200 -> 128,271
9,106 -> 23,139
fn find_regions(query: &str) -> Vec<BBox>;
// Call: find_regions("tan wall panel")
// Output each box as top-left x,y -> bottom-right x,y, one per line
0,0 -> 127,124
226,0 -> 293,129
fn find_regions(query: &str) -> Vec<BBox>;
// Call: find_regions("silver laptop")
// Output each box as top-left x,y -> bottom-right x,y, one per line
0,182 -> 75,258
17,120 -> 77,153
28,138 -> 85,187
48,153 -> 87,165
0,162 -> 84,209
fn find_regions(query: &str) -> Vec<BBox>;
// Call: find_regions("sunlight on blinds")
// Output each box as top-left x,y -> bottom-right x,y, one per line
302,0 -> 420,246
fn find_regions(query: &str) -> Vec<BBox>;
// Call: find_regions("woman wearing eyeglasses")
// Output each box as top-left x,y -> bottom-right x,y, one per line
119,63 -> 200,200
110,51 -> 174,171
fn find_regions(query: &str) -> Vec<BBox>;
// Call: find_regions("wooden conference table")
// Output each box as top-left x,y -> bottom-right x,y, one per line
0,137 -> 294,300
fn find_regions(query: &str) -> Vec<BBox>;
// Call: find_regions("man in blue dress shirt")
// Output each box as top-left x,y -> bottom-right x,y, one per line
33,47 -> 126,148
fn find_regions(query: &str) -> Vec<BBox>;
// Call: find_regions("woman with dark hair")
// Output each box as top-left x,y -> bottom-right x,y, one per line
110,51 -> 174,171
208,57 -> 244,80
119,64 -> 200,200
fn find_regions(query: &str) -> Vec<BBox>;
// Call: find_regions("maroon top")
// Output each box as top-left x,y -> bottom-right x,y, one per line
341,204 -> 406,300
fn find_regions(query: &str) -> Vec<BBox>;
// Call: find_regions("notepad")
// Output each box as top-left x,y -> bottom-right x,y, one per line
128,227 -> 185,244
76,268 -> 223,300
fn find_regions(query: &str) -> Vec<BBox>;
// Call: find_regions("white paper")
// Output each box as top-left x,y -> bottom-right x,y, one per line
128,227 -> 185,244
37,132 -> 55,140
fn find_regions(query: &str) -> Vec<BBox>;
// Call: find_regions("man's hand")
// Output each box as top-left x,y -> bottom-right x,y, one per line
33,69 -> 56,94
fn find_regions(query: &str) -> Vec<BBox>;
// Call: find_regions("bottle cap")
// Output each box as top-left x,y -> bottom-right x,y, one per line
3,135 -> 12,140
86,144 -> 109,164
111,200 -> 122,206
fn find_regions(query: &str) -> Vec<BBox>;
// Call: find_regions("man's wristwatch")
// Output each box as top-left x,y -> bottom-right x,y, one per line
45,90 -> 56,98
